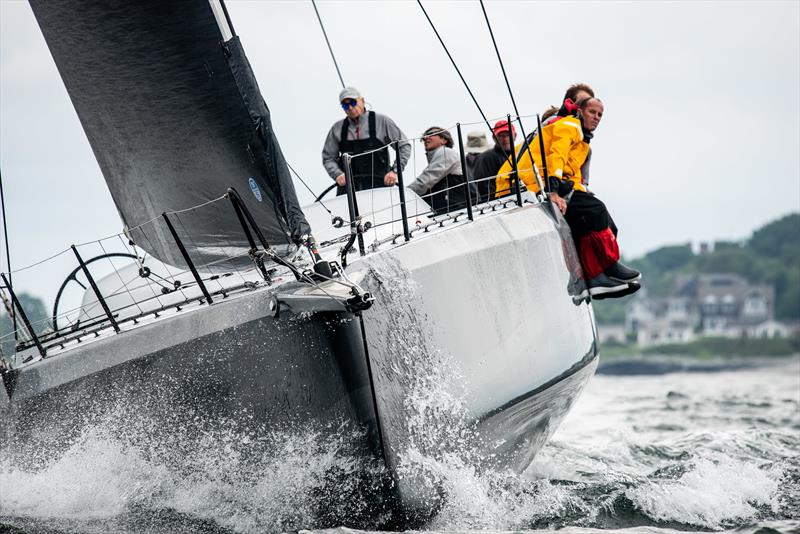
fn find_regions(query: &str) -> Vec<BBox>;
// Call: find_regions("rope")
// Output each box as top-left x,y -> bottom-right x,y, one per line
479,0 -> 520,128
311,0 -> 345,89
98,240 -> 145,317
287,160 -> 332,214
415,0 -> 510,158
479,0 -> 545,196
0,168 -> 18,341
118,235 -> 167,310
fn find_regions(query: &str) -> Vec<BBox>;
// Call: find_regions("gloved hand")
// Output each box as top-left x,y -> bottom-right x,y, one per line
547,177 -> 574,197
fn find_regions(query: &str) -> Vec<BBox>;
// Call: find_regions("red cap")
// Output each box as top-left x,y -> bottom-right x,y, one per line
492,119 -> 516,137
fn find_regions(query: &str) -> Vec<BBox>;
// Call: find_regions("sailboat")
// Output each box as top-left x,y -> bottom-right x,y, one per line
0,0 -> 598,522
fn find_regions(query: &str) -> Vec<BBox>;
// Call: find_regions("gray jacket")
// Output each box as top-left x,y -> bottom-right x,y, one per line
321,111 -> 411,179
408,146 -> 462,195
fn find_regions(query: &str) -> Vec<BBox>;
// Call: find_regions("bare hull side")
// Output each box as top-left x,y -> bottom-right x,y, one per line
355,203 -> 597,511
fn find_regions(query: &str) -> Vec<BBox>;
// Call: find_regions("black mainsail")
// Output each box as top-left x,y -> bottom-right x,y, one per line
29,0 -> 311,270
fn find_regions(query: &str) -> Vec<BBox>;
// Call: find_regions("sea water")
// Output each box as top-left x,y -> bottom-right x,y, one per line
0,355 -> 797,534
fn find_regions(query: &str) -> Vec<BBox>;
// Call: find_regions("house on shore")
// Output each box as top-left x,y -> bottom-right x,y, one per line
625,273 -> 787,347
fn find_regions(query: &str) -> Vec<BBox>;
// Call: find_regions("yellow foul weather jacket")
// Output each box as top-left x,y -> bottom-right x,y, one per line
494,116 -> 590,198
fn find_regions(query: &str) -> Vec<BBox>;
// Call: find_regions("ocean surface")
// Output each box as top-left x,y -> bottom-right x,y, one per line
1,355 -> 798,534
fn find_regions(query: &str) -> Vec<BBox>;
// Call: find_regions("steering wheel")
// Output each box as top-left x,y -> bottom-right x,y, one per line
51,252 -> 139,333
314,183 -> 337,203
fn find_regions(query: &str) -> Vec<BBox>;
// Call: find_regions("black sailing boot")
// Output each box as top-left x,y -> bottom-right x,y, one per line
587,273 -> 630,297
604,262 -> 641,283
591,281 -> 642,301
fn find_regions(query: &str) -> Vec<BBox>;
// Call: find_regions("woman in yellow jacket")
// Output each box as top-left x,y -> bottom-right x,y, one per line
494,113 -> 588,199
497,98 -> 641,297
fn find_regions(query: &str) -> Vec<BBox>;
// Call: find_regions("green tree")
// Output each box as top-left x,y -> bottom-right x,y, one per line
749,213 -> 800,259
595,212 -> 800,324
1,292 -> 49,358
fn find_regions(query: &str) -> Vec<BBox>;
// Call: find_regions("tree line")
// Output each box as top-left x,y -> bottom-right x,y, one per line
595,212 -> 799,324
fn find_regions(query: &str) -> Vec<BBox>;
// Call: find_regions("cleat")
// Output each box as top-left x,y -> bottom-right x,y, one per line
604,261 -> 641,283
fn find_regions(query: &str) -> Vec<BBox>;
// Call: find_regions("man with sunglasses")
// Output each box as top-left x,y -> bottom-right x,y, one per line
322,87 -> 411,196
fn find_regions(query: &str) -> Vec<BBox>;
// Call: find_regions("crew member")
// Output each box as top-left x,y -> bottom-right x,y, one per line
321,87 -> 411,195
471,119 -> 515,203
464,130 -> 490,179
500,98 -> 641,297
408,127 -> 474,215
503,83 -> 595,198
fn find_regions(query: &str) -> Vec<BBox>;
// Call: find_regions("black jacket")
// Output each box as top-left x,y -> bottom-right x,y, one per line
471,145 -> 509,203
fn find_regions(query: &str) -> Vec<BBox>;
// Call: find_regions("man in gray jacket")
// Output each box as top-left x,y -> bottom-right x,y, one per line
321,87 -> 411,196
408,126 -> 475,215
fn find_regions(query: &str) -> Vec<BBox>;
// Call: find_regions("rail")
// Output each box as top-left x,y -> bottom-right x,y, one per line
324,113 -> 549,262
0,189 -> 334,364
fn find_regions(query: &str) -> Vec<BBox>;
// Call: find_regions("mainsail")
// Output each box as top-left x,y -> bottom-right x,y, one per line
29,0 -> 311,270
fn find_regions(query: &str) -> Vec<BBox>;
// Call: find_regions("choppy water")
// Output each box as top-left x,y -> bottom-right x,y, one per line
1,356 -> 798,534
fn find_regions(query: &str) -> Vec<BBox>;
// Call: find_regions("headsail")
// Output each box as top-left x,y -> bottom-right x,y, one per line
29,0 -> 311,270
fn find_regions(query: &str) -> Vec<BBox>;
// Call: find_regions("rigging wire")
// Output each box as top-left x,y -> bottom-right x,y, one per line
0,168 -> 18,341
478,0 -> 546,195
479,0 -> 521,126
311,0 -> 346,89
415,0 -> 497,141
286,161 -> 333,214
306,1 -> 349,207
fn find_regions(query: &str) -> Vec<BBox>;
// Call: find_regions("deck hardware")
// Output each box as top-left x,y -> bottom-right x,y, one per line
71,246 -> 120,334
508,114 -> 523,207
341,154 -> 365,257
228,188 -> 304,282
393,141 -> 412,241
536,113 -> 550,194
1,273 -> 46,358
227,191 -> 271,282
161,213 -> 214,305
455,123 -> 475,221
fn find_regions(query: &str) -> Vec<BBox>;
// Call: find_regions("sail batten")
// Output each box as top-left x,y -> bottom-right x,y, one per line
29,0 -> 310,270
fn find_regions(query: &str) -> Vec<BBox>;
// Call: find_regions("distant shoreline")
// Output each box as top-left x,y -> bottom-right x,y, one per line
598,335 -> 800,359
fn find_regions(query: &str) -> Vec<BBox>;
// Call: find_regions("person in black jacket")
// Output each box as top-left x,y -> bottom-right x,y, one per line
464,131 -> 490,177
471,120 -> 515,203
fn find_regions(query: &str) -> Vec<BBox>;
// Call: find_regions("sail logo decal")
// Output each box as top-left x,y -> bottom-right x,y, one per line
248,177 -> 263,202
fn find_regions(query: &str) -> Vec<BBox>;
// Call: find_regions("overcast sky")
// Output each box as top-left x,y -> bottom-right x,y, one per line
1,0 -> 799,303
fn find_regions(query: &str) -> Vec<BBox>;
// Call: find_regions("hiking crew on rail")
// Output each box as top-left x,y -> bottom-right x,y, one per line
321,87 -> 411,196
495,94 -> 641,298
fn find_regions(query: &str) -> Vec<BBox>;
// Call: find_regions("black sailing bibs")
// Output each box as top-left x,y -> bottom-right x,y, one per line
427,173 -> 473,216
337,111 -> 391,196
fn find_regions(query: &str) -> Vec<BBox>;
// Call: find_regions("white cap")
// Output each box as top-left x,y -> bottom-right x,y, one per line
339,86 -> 361,101
466,131 -> 490,154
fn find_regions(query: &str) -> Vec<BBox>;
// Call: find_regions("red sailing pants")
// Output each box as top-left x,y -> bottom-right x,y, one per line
577,227 -> 620,280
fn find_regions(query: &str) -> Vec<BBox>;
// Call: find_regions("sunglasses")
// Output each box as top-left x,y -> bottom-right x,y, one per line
341,99 -> 358,110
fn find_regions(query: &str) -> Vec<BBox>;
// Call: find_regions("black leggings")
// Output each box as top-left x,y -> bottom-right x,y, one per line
565,190 -> 618,239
